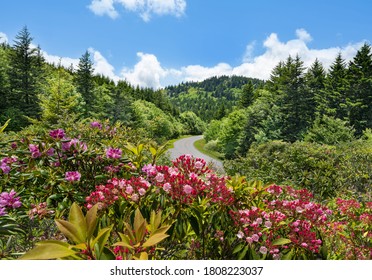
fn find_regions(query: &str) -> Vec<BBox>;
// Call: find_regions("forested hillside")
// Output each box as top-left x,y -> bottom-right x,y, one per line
0,27 -> 205,141
165,76 -> 264,121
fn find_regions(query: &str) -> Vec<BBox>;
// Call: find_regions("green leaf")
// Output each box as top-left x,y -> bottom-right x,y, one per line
149,147 -> 157,157
142,233 -> 169,248
232,243 -> 245,255
189,215 -> 200,236
238,245 -> 249,260
68,203 -> 87,241
55,219 -> 83,244
272,238 -> 292,246
113,241 -> 133,250
0,119 -> 11,133
134,209 -> 146,242
19,241 -> 77,260
150,225 -> 171,237
99,247 -> 116,260
86,204 -> 98,239
282,248 -> 294,260
91,226 -> 112,259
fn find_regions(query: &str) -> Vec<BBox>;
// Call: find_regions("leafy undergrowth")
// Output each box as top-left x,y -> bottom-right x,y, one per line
0,122 -> 371,260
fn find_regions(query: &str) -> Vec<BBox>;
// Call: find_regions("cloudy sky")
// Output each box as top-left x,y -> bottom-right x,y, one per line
1,0 -> 371,88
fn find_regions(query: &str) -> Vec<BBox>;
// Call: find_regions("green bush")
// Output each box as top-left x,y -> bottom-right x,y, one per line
225,140 -> 372,199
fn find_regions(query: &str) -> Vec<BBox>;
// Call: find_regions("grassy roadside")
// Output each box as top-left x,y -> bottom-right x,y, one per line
193,138 -> 223,160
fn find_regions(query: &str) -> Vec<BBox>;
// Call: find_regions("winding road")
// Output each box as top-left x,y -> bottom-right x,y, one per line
167,135 -> 225,173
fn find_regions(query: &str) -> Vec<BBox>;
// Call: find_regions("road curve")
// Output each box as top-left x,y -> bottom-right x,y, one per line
167,135 -> 225,173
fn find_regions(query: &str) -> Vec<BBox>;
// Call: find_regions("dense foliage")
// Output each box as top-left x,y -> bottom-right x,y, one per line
166,76 -> 264,122
0,27 -> 200,141
0,126 -> 370,259
0,27 -> 371,260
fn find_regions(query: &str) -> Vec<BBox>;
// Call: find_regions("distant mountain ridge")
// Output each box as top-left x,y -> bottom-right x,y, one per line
165,75 -> 264,121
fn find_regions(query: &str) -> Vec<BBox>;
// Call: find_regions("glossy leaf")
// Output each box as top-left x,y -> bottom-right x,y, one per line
271,238 -> 292,246
142,233 -> 169,248
91,226 -> 112,258
19,241 -> 77,260
86,204 -> 98,239
68,203 -> 87,242
55,219 -> 83,244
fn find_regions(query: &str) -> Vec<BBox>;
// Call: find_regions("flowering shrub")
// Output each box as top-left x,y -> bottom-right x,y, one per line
0,189 -> 22,216
1,121 -> 371,259
229,183 -> 331,259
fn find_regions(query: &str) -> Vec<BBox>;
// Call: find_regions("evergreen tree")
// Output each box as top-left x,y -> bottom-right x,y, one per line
269,56 -> 310,142
305,59 -> 326,119
0,46 -> 10,119
239,80 -> 255,108
8,26 -> 45,128
347,43 -> 372,135
38,67 -> 84,128
75,50 -> 95,115
325,53 -> 349,120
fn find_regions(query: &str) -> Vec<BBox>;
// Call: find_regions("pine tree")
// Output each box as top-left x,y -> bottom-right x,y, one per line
38,67 -> 84,127
305,59 -> 326,119
75,50 -> 95,115
269,55 -> 310,142
325,53 -> 349,120
347,43 -> 372,135
0,46 -> 10,117
8,26 -> 45,128
239,80 -> 255,108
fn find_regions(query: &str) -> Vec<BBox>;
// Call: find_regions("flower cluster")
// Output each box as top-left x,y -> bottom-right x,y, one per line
49,129 -> 65,139
65,171 -> 81,182
28,202 -> 54,220
0,189 -> 22,216
142,155 -> 234,205
0,156 -> 18,174
105,147 -> 122,159
61,138 -> 88,153
230,184 -> 333,258
29,144 -> 42,158
85,176 -> 151,209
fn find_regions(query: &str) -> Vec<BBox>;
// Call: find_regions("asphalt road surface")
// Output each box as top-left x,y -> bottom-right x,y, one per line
167,135 -> 225,173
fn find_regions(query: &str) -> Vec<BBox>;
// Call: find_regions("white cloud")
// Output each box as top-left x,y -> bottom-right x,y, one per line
93,29 -> 365,89
89,48 -> 121,82
0,32 -> 8,44
88,0 -> 119,19
1,29 -> 365,89
41,51 -> 80,70
88,0 -> 186,21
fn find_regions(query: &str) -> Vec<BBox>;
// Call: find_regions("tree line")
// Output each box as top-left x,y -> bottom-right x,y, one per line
203,44 -> 372,158
0,27 -> 206,141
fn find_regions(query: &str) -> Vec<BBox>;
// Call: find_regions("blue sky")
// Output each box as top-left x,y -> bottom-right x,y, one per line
0,0 -> 371,88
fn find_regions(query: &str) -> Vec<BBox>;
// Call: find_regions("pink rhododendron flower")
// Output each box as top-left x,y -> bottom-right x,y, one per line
237,231 -> 244,239
252,234 -> 259,242
264,220 -> 272,228
65,171 -> 81,182
138,188 -> 146,196
194,161 -> 204,169
183,185 -> 193,194
49,129 -> 65,139
163,182 -> 171,193
259,246 -> 268,254
0,189 -> 22,209
29,144 -> 41,158
106,147 -> 122,159
125,185 -> 134,195
90,121 -> 102,129
46,148 -> 55,157
155,172 -> 164,183
131,194 -> 139,202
